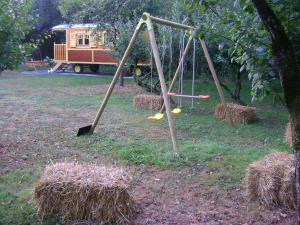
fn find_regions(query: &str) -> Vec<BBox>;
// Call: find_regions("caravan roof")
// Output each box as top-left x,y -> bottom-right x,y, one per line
52,23 -> 97,31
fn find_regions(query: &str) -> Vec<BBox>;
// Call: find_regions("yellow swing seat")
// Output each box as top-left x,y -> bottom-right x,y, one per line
147,113 -> 164,122
171,108 -> 181,116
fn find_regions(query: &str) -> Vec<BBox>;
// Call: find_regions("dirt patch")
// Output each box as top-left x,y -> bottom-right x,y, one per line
131,167 -> 296,225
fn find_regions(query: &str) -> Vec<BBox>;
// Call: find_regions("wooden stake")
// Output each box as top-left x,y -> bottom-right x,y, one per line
147,19 -> 179,155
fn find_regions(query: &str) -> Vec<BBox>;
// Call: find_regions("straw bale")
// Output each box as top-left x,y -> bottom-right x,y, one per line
133,94 -> 163,110
279,167 -> 296,209
285,122 -> 293,147
215,103 -> 257,124
244,152 -> 295,209
33,162 -> 135,224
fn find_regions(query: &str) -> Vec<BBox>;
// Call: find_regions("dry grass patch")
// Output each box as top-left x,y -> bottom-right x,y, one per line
33,162 -> 136,224
215,103 -> 257,124
244,152 -> 296,209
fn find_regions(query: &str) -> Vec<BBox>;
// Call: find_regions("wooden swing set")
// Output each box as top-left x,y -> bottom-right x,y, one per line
77,13 -> 225,155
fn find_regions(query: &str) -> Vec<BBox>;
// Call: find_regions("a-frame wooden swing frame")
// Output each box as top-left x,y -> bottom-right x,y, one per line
77,12 -> 225,155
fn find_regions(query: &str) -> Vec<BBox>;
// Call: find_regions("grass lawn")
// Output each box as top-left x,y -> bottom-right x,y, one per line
0,71 -> 294,224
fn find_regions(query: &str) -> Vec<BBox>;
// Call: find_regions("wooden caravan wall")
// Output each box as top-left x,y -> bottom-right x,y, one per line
61,28 -> 117,64
54,44 -> 66,61
68,49 -> 117,64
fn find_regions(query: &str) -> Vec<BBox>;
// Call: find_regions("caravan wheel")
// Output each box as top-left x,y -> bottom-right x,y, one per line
73,64 -> 83,73
89,65 -> 99,73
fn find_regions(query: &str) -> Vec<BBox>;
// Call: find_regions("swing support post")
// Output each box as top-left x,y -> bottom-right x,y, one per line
200,39 -> 225,103
146,14 -> 179,155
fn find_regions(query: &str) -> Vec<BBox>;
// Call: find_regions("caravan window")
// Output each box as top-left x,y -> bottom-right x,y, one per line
77,33 -> 89,46
85,34 -> 89,45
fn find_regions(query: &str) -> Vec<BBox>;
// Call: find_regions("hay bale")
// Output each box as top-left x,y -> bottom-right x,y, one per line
133,94 -> 163,110
279,167 -> 296,209
33,162 -> 135,224
215,103 -> 257,124
285,122 -> 293,147
244,152 -> 296,209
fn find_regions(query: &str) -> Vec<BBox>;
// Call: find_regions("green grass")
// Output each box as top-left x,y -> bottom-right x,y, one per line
0,71 -> 292,223
1,74 -> 113,88
0,170 -> 58,225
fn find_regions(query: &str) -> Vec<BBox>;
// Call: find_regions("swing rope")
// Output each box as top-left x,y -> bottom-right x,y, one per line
168,29 -> 172,87
168,33 -> 210,101
191,38 -> 196,109
150,48 -> 153,110
161,28 -> 166,72
179,32 -> 187,108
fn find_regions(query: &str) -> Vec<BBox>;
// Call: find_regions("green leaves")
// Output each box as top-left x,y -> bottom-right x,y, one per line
0,0 -> 35,72
180,0 -> 300,102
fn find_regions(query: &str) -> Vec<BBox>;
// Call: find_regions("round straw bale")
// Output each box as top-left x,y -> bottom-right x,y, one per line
133,94 -> 163,110
285,122 -> 293,147
244,152 -> 295,209
215,103 -> 257,124
33,162 -> 135,224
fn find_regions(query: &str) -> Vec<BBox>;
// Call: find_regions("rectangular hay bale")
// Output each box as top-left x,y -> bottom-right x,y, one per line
244,152 -> 295,209
133,94 -> 163,110
215,103 -> 257,124
33,162 -> 135,224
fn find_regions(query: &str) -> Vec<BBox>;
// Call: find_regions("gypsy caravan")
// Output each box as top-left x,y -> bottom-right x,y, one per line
51,24 -> 147,74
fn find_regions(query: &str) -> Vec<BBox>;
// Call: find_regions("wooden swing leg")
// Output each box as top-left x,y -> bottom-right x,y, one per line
159,36 -> 193,113
199,39 -> 225,103
147,21 -> 179,155
77,20 -> 144,136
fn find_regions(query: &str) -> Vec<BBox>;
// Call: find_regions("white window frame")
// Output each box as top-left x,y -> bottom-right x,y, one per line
76,33 -> 90,47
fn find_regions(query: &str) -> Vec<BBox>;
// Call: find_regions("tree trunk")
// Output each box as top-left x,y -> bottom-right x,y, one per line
233,70 -> 243,103
251,0 -> 300,223
119,72 -> 124,87
219,70 -> 246,105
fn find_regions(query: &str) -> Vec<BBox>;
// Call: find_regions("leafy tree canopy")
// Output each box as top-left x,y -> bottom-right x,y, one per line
183,0 -> 300,101
0,0 -> 35,73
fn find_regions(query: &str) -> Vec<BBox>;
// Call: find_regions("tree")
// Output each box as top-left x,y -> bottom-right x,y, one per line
250,1 -> 300,223
185,0 -> 300,220
0,0 -> 35,74
28,0 -> 63,59
183,0 -> 299,103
